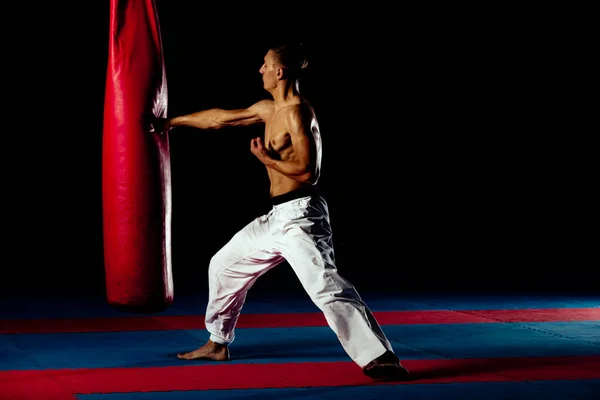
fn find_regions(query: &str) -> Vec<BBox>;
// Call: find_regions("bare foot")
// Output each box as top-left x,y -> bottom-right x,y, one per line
177,340 -> 230,361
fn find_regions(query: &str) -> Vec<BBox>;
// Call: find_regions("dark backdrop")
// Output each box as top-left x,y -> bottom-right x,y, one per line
4,2 -> 593,298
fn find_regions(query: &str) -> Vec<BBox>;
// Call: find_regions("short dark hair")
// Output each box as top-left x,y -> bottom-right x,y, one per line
269,42 -> 308,79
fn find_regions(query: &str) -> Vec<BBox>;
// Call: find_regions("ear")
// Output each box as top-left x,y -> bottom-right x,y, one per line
277,67 -> 287,80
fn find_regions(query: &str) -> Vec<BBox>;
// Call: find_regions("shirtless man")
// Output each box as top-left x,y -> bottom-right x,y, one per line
150,43 -> 410,381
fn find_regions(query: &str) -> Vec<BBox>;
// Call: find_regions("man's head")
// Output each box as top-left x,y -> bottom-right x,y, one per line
260,43 -> 308,92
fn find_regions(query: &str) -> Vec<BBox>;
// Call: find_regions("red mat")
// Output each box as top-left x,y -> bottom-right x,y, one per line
1,355 -> 599,399
2,308 -> 598,334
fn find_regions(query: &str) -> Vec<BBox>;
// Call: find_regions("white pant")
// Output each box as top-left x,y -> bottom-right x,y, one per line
204,192 -> 393,367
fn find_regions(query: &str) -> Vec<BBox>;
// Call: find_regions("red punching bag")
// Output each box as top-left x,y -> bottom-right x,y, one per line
102,0 -> 173,313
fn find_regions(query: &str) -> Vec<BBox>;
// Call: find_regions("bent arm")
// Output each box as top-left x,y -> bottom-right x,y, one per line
260,108 -> 316,184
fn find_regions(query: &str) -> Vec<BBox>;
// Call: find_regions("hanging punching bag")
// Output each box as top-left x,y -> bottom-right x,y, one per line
102,0 -> 173,313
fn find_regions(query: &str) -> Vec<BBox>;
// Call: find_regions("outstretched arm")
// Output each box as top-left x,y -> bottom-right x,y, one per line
150,100 -> 271,133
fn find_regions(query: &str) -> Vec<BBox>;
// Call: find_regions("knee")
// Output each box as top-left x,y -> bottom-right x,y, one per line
208,253 -> 225,281
310,284 -> 362,310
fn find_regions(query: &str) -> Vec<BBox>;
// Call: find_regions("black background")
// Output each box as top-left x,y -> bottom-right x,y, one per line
4,1 -> 594,298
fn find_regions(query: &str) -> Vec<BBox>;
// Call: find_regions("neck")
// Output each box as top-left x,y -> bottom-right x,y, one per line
270,79 -> 301,106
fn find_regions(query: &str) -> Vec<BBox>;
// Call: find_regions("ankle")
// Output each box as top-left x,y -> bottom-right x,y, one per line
373,350 -> 399,364
208,340 -> 228,350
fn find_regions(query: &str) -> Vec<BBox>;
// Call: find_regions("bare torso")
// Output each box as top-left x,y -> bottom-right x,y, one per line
262,98 -> 322,197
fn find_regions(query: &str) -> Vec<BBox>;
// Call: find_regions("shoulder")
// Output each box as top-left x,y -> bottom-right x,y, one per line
280,103 -> 316,138
284,101 -> 314,126
249,99 -> 275,120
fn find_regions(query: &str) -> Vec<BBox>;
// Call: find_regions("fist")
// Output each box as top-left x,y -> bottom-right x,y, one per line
250,137 -> 266,157
148,117 -> 171,134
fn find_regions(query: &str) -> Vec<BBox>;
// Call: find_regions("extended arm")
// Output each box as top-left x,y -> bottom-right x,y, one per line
151,100 -> 271,133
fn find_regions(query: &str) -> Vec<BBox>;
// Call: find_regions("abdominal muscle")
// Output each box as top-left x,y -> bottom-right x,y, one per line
266,167 -> 310,198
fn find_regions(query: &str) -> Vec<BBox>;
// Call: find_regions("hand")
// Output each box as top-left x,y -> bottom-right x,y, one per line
148,116 -> 172,134
250,137 -> 272,165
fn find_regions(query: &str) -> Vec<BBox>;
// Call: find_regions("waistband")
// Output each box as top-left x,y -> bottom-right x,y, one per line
270,185 -> 320,206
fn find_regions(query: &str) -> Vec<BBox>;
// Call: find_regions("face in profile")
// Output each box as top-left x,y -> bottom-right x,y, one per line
259,50 -> 280,91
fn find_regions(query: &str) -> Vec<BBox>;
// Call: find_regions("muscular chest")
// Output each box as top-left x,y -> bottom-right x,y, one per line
265,119 -> 292,153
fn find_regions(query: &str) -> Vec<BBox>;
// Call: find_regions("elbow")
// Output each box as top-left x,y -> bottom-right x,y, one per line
208,119 -> 224,130
297,171 -> 316,184
297,163 -> 318,184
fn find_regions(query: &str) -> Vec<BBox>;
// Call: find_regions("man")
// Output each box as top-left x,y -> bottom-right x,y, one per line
150,42 -> 410,381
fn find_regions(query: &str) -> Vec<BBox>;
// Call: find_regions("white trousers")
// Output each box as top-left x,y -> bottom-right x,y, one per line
204,192 -> 393,367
